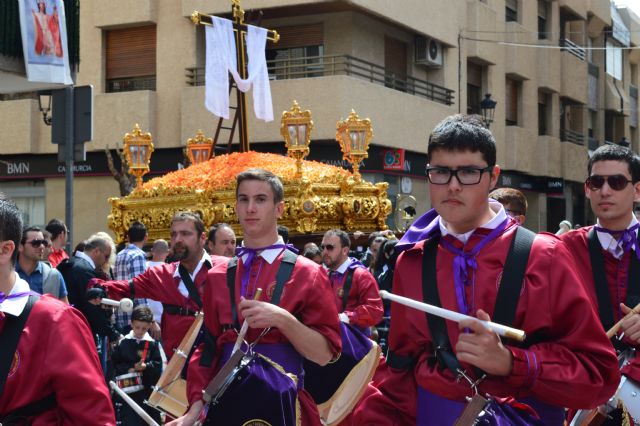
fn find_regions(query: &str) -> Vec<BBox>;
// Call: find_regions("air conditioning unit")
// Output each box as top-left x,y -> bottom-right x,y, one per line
415,36 -> 443,68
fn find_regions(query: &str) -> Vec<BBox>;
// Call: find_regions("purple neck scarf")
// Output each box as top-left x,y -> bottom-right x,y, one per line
396,208 -> 440,252
439,219 -> 509,315
235,244 -> 298,297
594,223 -> 640,260
0,291 -> 33,305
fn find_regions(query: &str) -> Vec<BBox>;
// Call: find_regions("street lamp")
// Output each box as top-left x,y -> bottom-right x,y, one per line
185,129 -> 215,165
122,123 -> 154,188
336,109 -> 373,182
480,93 -> 497,129
281,100 -> 313,178
37,90 -> 52,126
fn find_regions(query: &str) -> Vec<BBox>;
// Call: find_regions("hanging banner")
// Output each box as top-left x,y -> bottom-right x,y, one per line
18,0 -> 72,84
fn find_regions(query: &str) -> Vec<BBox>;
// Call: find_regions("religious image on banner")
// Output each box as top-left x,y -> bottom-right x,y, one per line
18,0 -> 73,84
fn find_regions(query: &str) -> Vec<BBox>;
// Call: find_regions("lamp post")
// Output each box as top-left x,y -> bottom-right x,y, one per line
37,90 -> 53,125
281,100 -> 313,178
480,93 -> 497,129
122,123 -> 154,188
336,109 -> 373,182
186,130 -> 215,165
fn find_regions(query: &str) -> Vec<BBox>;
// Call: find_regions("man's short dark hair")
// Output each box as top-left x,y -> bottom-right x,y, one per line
45,218 -> 67,240
208,223 -> 232,243
0,199 -> 24,266
127,221 -> 147,243
427,114 -> 497,167
236,168 -> 284,203
21,226 -> 42,244
303,246 -> 322,259
277,225 -> 289,243
588,144 -> 640,182
489,188 -> 528,216
171,211 -> 205,236
131,305 -> 154,323
324,229 -> 351,249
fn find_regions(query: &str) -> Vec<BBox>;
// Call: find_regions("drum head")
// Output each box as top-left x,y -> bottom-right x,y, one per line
147,378 -> 188,419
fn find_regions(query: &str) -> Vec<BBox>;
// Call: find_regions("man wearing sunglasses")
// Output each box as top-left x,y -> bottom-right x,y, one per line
16,226 -> 68,303
356,114 -> 619,425
560,144 -> 640,393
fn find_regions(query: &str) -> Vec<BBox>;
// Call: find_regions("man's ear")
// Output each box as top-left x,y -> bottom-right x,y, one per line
276,201 -> 285,218
0,240 -> 16,265
489,165 -> 501,190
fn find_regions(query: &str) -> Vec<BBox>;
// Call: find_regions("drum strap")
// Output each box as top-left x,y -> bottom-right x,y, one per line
341,268 -> 356,312
0,393 -> 56,423
423,227 -> 534,374
0,294 -> 39,396
588,228 -> 640,332
178,264 -> 203,309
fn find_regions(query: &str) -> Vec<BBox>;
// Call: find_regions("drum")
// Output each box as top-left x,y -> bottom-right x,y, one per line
200,351 -> 300,426
303,322 -> 381,426
114,372 -> 144,394
570,375 -> 640,425
455,395 -> 545,426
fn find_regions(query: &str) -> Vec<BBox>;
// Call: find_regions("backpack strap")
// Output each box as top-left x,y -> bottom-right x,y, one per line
341,268 -> 356,312
0,294 -> 39,395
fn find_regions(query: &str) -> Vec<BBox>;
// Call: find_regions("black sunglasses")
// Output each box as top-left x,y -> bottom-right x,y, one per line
320,244 -> 336,251
585,174 -> 633,191
27,239 -> 49,248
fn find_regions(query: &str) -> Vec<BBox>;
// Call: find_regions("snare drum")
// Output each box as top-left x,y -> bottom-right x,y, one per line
303,322 -> 381,425
114,372 -> 144,394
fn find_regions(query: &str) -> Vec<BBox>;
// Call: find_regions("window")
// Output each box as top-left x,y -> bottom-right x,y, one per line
606,40 -> 623,81
467,62 -> 483,115
0,182 -> 45,227
267,24 -> 324,80
506,0 -> 518,23
538,91 -> 550,136
505,77 -> 520,126
537,1 -> 548,40
106,26 -> 157,93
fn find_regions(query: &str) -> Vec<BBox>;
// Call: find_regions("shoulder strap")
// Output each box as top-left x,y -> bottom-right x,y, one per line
178,264 -> 203,309
341,267 -> 356,312
587,228 -> 616,330
628,250 -> 640,308
492,227 -> 536,333
0,294 -> 39,395
226,257 -> 239,329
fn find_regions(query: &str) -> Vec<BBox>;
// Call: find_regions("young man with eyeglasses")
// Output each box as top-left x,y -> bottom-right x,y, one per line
356,114 -> 619,425
16,226 -> 68,303
559,144 -> 640,394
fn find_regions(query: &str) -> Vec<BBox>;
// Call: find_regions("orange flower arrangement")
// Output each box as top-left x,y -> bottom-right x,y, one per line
138,152 -> 351,192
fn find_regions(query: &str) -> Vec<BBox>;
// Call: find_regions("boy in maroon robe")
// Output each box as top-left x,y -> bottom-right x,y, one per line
355,114 -> 620,425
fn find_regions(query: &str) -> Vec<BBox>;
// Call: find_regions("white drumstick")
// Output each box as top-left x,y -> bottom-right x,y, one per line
380,290 -> 526,342
232,288 -> 263,354
101,297 -> 134,313
109,381 -> 160,426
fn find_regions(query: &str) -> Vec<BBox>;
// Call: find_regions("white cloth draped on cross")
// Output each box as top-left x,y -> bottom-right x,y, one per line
205,16 -> 273,122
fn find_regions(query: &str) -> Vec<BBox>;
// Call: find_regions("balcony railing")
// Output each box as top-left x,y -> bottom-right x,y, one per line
560,38 -> 586,61
106,76 -> 156,93
561,128 -> 585,145
186,54 -> 455,106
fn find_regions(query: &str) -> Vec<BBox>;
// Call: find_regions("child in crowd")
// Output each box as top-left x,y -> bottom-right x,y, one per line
111,305 -> 163,425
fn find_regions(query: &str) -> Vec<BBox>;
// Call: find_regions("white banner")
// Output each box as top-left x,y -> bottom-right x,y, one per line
18,0 -> 72,84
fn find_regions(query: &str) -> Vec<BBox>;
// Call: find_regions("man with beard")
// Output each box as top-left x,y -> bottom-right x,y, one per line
93,212 -> 213,358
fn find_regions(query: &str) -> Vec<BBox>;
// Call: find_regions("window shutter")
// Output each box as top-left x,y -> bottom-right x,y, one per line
267,23 -> 323,49
106,25 -> 157,79
506,78 -> 519,124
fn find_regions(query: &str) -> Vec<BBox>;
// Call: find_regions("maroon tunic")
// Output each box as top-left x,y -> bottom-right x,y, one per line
0,295 -> 115,425
332,265 -> 383,328
187,252 -> 341,426
356,223 -> 620,425
560,226 -> 640,382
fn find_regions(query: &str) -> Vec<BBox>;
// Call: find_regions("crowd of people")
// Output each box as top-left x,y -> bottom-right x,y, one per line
0,113 -> 639,425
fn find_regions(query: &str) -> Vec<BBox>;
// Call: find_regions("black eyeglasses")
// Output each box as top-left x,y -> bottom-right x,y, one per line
585,174 -> 633,191
320,244 -> 336,251
426,166 -> 493,185
27,239 -> 49,248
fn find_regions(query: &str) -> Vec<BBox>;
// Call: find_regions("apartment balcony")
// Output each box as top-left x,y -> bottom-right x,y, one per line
504,126 -> 536,174
560,39 -> 586,61
536,135 -> 562,178
537,47 -> 560,92
559,0 -> 587,20
93,0 -> 157,28
560,47 -> 588,104
561,128 -> 585,145
562,142 -> 588,182
587,0 -> 611,37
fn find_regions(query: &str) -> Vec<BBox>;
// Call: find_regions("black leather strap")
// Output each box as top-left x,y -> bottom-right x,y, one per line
0,294 -> 38,395
588,228 -> 616,331
386,350 -> 416,370
226,257 -> 240,329
162,304 -> 198,317
341,268 -> 356,312
0,392 -> 56,423
178,264 -> 203,309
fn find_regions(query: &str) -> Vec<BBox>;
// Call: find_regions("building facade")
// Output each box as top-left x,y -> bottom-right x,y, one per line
1,0 -> 640,242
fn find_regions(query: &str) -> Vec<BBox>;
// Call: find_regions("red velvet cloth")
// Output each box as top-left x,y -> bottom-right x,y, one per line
187,253 -> 341,425
0,296 -> 115,425
355,224 -> 620,425
333,266 -> 384,328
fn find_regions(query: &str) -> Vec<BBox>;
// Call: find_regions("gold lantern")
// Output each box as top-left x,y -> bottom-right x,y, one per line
186,129 -> 215,165
281,100 -> 313,178
336,109 -> 373,182
123,123 -> 154,187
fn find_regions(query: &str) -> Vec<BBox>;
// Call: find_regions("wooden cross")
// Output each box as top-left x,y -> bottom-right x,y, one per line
191,1 -> 279,152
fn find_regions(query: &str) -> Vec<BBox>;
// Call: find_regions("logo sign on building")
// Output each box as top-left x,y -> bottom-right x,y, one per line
383,149 -> 405,171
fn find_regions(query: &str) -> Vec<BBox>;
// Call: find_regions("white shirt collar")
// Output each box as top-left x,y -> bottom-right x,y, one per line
439,201 -> 507,244
172,250 -> 212,279
123,330 -> 154,342
240,237 -> 285,265
0,272 -> 30,317
75,250 -> 96,269
596,214 -> 639,259
335,257 -> 352,274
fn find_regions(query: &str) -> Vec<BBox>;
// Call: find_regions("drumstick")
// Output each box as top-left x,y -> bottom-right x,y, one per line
606,302 -> 640,338
109,381 -> 160,426
380,290 -> 526,342
232,288 -> 263,354
101,297 -> 134,313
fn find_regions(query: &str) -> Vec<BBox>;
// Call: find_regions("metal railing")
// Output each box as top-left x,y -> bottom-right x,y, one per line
560,39 -> 586,61
186,54 -> 455,106
106,76 -> 156,93
561,128 -> 585,145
